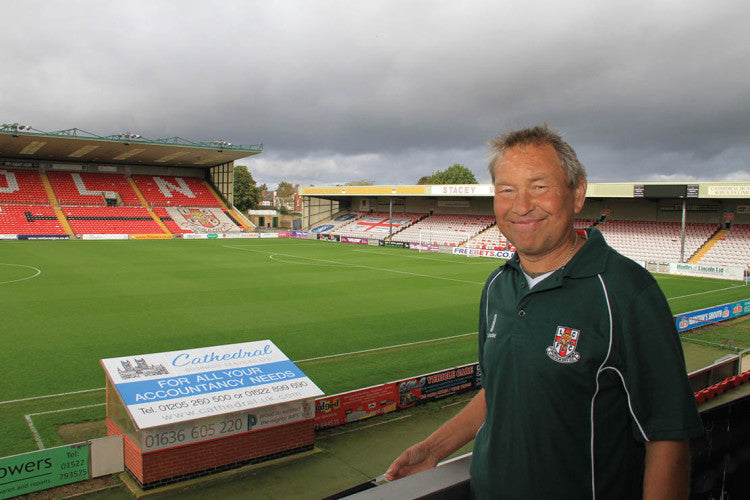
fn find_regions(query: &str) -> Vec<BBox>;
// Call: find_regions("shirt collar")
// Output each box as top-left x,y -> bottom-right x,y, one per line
503,226 -> 609,279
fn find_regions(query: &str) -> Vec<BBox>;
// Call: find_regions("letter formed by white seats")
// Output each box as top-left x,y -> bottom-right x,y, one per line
71,173 -> 101,196
154,177 -> 195,198
0,169 -> 19,193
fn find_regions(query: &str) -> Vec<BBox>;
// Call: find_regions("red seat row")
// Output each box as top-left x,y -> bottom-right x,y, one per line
47,171 -> 141,206
694,371 -> 750,404
63,207 -> 165,234
0,205 -> 66,235
132,175 -> 221,207
0,168 -> 50,205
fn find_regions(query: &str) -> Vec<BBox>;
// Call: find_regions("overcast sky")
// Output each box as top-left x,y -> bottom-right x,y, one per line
2,1 -> 748,188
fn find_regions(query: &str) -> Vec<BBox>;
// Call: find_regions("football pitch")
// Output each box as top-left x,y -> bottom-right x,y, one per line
0,238 -> 747,457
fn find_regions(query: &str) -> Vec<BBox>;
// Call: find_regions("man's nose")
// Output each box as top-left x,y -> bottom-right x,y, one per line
512,189 -> 534,214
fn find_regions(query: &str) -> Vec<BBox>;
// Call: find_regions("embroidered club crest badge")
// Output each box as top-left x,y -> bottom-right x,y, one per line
546,326 -> 581,364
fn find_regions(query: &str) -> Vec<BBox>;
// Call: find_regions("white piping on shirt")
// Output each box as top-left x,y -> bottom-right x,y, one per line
484,269 -> 504,335
590,274 -> 650,499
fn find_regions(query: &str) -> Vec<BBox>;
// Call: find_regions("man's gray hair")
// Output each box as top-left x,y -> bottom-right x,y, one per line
487,125 -> 587,188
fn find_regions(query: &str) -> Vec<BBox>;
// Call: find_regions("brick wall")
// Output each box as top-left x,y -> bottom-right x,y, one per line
107,418 -> 315,488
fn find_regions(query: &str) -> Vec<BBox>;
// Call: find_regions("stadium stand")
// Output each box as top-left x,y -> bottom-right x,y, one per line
152,207 -> 193,235
0,204 -> 66,235
63,206 -> 165,235
47,171 -> 141,206
595,220 -> 719,264
466,225 -> 514,251
697,224 -> 750,267
0,168 -> 50,205
308,212 -> 359,234
133,175 -> 221,207
0,169 -> 246,236
391,213 -> 495,247
162,206 -> 242,234
332,211 -> 424,239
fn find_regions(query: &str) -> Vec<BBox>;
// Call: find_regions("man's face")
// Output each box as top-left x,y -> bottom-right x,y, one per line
492,144 -> 586,263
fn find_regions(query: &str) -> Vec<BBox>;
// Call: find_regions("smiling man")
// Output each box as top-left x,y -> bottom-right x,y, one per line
386,125 -> 703,498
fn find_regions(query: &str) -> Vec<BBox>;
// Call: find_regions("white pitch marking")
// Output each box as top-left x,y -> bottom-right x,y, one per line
0,387 -> 104,406
1,333 -> 478,405
223,245 -> 485,284
268,254 -> 340,267
351,248 -> 493,265
667,284 -> 746,301
0,263 -> 42,285
25,403 -> 106,450
294,332 -> 477,363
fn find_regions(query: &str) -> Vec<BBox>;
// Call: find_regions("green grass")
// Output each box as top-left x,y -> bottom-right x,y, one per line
0,238 -> 747,456
679,315 -> 750,350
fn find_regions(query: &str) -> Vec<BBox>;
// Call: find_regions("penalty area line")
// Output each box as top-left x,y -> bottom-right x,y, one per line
223,245 -> 485,285
667,284 -> 746,301
0,387 -> 104,406
25,403 -> 106,450
294,332 -> 477,364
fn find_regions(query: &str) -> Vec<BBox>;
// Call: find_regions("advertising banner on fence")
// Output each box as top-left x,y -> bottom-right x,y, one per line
17,235 -> 70,240
183,233 -> 258,239
290,231 -> 309,239
101,340 -> 323,429
341,236 -> 368,245
409,243 -> 440,252
314,363 -> 480,430
452,247 -> 514,259
675,299 -> 750,332
669,262 -> 745,281
82,234 -> 129,240
0,443 -> 89,500
379,241 -> 407,248
315,383 -> 398,429
129,234 -> 172,240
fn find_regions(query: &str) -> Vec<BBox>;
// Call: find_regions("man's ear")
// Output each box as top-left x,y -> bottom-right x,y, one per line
573,178 -> 587,214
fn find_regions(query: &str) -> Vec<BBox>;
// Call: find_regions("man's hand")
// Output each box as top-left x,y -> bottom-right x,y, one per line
384,389 -> 486,482
384,441 -> 441,481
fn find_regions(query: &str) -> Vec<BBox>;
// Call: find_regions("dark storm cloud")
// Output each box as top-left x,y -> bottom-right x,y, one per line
1,1 -> 747,187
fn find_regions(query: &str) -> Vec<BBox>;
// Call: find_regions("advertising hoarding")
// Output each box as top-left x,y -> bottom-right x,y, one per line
101,340 -> 323,430
314,364 -> 480,430
0,444 -> 89,500
452,247 -> 514,259
676,299 -> 750,332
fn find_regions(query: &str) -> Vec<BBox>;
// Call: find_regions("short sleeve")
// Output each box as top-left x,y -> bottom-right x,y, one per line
613,281 -> 703,441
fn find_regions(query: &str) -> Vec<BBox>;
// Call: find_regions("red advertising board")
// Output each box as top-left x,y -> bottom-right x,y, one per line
314,363 -> 480,430
315,383 -> 398,429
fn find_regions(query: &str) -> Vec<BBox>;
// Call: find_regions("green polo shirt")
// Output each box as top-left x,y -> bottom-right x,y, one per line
470,227 -> 703,499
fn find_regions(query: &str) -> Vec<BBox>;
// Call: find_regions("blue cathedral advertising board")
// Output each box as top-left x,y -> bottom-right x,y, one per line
100,340 -> 323,435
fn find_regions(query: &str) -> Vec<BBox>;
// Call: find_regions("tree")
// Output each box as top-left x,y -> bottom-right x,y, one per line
233,165 -> 262,211
276,181 -> 297,199
276,181 -> 300,212
416,164 -> 478,184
